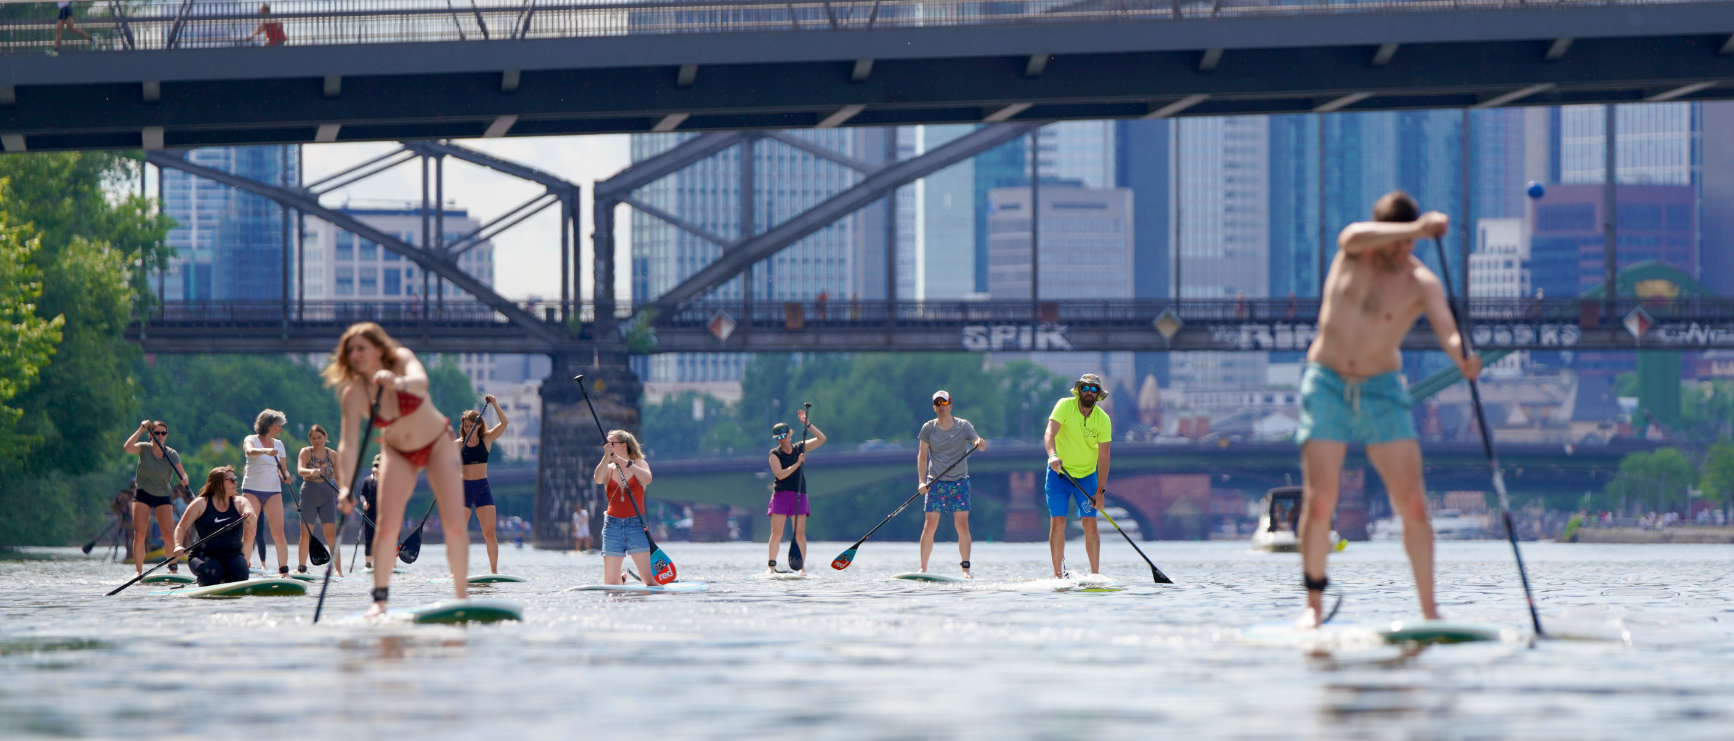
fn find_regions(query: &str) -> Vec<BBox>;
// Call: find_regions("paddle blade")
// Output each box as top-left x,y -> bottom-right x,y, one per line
831,548 -> 857,571
81,540 -> 98,554
787,539 -> 804,572
398,530 -> 424,564
650,549 -> 677,584
308,533 -> 330,566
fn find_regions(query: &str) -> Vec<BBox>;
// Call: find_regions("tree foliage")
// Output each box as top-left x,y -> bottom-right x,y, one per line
427,355 -> 478,420
0,200 -> 62,466
1702,442 -> 1734,505
641,353 -> 1071,458
1602,447 -> 1699,513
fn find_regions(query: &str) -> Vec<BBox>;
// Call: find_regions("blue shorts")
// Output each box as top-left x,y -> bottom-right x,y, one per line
1295,363 -> 1417,446
1044,468 -> 1097,518
923,478 -> 971,513
601,515 -> 651,557
242,488 -> 279,503
463,478 -> 495,509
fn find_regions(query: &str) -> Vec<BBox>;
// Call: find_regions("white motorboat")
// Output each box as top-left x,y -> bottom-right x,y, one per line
1251,486 -> 1341,552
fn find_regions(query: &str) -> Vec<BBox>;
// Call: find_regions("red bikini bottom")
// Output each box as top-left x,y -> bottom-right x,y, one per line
384,418 -> 449,469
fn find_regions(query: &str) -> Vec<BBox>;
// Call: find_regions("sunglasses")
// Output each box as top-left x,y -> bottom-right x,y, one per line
933,399 -> 951,407
772,432 -> 790,440
1079,385 -> 1102,394
152,431 -> 168,437
225,477 -> 238,483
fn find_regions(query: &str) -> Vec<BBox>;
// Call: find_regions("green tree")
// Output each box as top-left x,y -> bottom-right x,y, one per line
1603,447 -> 1699,514
0,208 -> 62,467
427,355 -> 478,420
1702,442 -> 1734,505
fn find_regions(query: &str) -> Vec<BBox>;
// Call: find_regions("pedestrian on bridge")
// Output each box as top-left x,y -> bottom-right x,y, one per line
1294,191 -> 1480,628
1044,375 -> 1111,579
244,4 -> 286,46
915,390 -> 985,579
766,409 -> 825,575
328,322 -> 471,619
47,1 -> 91,56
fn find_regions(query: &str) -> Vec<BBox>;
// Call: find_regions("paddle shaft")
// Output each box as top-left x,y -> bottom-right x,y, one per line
82,519 -> 116,554
840,444 -> 980,556
105,514 -> 246,596
1057,469 -> 1173,584
314,386 -> 382,624
1432,237 -> 1544,637
573,376 -> 664,556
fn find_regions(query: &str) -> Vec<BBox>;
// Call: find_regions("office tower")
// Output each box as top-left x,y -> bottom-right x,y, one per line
630,130 -> 866,383
1528,183 -> 1697,298
1469,218 -> 1530,299
161,146 -> 299,301
1698,102 -> 1734,296
921,125 -> 982,301
1171,115 -> 1270,391
1116,118 -> 1173,386
985,184 -> 1136,384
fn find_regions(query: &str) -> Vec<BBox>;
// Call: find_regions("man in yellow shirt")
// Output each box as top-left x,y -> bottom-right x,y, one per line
1043,374 -> 1112,579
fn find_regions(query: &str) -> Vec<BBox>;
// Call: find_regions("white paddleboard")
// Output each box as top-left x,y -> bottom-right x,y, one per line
891,572 -> 970,583
753,572 -> 808,581
563,582 -> 709,594
1243,619 -> 1505,647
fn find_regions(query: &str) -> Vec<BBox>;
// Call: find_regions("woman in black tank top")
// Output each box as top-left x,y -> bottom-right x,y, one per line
171,466 -> 258,586
457,395 -> 509,574
765,409 -> 826,574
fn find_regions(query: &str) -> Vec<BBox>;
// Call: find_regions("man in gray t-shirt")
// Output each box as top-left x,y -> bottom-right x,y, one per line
916,390 -> 987,578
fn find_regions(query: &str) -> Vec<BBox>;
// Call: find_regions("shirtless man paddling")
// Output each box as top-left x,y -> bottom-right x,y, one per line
1298,191 -> 1481,627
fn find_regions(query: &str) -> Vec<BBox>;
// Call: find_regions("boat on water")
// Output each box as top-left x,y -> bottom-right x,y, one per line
1250,486 -> 1341,553
1370,509 -> 1488,541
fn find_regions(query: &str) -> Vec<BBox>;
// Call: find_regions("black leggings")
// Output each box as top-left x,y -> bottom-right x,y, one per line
189,552 -> 249,586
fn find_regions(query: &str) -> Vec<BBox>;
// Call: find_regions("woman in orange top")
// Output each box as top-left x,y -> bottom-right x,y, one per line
326,322 -> 469,617
591,429 -> 655,586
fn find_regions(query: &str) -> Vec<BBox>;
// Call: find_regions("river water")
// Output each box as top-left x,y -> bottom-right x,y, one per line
2,540 -> 1731,740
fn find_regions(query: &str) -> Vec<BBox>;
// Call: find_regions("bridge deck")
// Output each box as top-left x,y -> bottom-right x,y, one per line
126,298 -> 1734,353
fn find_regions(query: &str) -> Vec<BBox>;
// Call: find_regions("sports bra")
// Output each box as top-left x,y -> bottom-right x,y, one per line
460,435 -> 489,465
372,391 -> 426,428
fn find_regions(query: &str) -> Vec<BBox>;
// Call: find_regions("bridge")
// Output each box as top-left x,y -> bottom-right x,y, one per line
128,296 -> 1734,354
0,0 -> 1732,149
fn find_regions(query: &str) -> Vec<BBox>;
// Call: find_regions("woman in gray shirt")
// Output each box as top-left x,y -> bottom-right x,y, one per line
915,390 -> 986,578
121,420 -> 189,576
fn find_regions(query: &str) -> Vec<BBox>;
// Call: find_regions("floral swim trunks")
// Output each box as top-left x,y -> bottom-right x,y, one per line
923,478 -> 971,514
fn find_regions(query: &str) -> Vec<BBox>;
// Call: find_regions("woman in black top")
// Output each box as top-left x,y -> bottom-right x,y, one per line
171,466 -> 258,586
457,394 -> 509,573
766,409 -> 825,574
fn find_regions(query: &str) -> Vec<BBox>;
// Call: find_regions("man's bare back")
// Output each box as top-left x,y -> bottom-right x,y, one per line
1308,211 -> 1468,379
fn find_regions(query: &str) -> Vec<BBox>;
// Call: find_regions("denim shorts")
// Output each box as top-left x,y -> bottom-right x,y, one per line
923,478 -> 971,513
601,515 -> 652,557
1295,363 -> 1418,446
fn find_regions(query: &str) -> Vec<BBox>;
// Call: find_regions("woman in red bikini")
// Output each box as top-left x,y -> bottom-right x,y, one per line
325,322 -> 469,617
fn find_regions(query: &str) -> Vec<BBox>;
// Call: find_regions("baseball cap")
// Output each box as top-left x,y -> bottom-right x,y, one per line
932,390 -> 951,404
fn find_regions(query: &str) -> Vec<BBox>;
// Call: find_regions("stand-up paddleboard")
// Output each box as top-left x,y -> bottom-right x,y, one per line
1243,618 -> 1505,647
356,567 -> 407,575
141,573 -> 195,585
564,582 -> 709,594
388,599 -> 524,624
168,578 -> 308,598
753,571 -> 808,581
1066,574 -> 1125,593
891,572 -> 969,583
426,574 -> 528,584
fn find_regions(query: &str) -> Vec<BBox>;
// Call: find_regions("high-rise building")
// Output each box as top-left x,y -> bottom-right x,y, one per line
162,146 -> 299,302
1115,119 -> 1173,386
986,184 -> 1136,384
1704,102 -> 1734,297
1170,115 -> 1270,391
1469,218 -> 1530,299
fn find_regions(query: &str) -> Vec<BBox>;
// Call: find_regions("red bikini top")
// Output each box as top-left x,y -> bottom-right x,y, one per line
372,391 -> 426,428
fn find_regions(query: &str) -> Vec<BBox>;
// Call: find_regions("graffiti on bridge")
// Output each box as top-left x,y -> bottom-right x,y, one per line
961,324 -> 1073,351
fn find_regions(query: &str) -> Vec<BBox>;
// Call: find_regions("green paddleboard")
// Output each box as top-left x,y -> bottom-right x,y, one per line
1377,620 -> 1503,645
142,573 -> 195,585
391,599 -> 523,624
891,572 -> 969,583
172,578 -> 307,598
425,574 -> 528,584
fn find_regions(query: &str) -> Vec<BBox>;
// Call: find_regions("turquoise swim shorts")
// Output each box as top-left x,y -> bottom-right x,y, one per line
1295,363 -> 1417,446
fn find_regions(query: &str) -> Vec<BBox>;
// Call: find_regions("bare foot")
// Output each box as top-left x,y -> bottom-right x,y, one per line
962,569 -> 973,580
363,601 -> 387,618
1295,606 -> 1322,629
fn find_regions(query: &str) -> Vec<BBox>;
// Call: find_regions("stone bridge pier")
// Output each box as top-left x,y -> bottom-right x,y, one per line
533,347 -> 642,550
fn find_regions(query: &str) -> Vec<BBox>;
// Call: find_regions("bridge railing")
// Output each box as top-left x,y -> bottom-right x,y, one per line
0,0 -> 1719,55
144,299 -> 590,326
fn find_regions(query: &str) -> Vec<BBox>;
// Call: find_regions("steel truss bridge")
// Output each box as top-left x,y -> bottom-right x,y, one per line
129,297 -> 1734,353
0,0 -> 1731,149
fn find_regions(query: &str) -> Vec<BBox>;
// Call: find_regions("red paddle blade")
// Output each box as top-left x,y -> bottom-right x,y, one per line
651,550 -> 677,584
831,549 -> 857,570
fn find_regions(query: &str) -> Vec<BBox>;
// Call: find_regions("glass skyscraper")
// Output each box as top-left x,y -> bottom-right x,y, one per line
162,146 -> 299,302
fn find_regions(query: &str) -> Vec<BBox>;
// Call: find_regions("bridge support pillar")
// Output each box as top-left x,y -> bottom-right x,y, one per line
689,503 -> 732,542
533,347 -> 642,550
1003,470 -> 1045,542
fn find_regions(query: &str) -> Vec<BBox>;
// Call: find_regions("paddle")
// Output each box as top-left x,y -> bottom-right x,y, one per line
81,520 -> 116,554
574,375 -> 676,584
105,514 -> 247,596
1432,236 -> 1544,637
281,455 -> 331,567
832,443 -> 979,570
314,386 -> 382,623
1057,469 -> 1174,584
786,403 -> 812,572
396,498 -> 439,564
